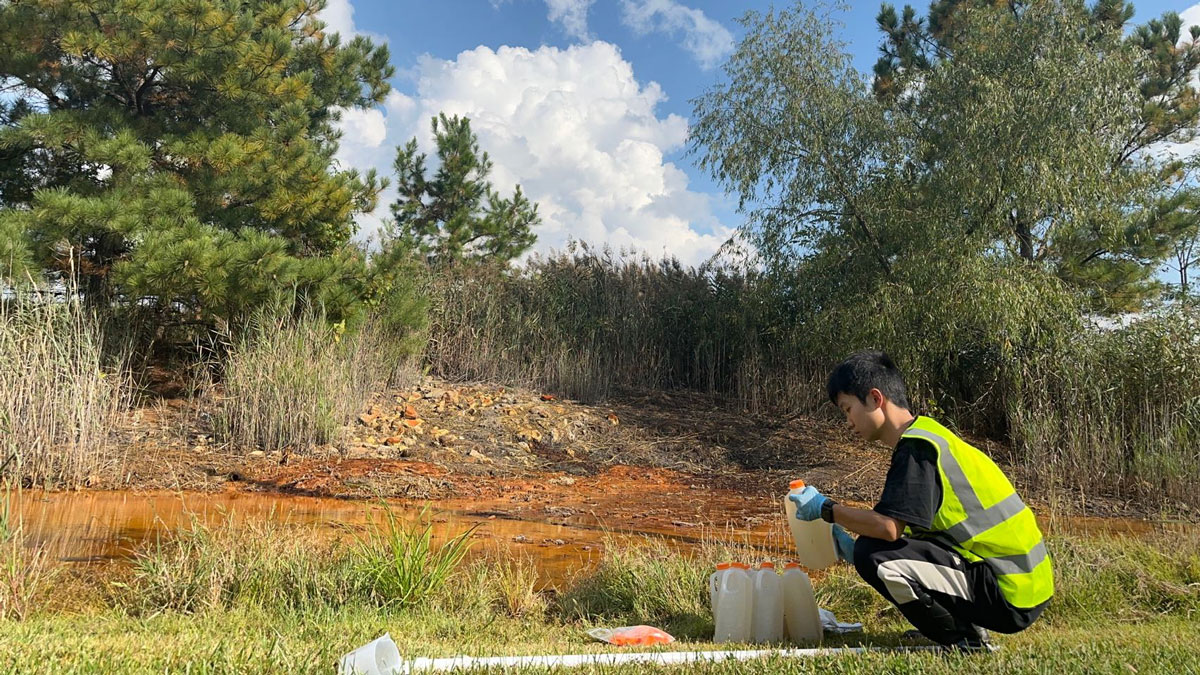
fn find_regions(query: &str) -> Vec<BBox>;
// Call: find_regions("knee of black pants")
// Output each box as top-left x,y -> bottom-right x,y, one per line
852,535 -> 891,586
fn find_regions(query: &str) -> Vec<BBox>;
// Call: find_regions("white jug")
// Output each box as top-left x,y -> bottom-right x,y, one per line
713,562 -> 753,643
784,479 -> 838,570
750,562 -> 784,643
782,562 -> 822,644
708,562 -> 732,616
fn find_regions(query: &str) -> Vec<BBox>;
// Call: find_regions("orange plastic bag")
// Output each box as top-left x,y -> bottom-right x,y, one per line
586,625 -> 676,646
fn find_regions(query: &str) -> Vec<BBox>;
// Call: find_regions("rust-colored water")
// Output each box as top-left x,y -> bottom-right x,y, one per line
7,489 -> 782,588
6,489 -> 1189,588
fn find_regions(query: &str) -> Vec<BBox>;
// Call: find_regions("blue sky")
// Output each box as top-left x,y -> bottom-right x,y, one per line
323,0 -> 1199,266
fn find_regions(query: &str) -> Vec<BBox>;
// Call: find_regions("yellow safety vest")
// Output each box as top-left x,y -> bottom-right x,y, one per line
902,416 -> 1054,609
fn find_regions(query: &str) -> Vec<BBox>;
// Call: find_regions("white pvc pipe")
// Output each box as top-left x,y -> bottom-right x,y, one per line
395,645 -> 941,673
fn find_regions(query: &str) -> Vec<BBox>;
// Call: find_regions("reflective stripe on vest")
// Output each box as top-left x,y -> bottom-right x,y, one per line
902,418 -> 1054,608
903,428 -> 1032,550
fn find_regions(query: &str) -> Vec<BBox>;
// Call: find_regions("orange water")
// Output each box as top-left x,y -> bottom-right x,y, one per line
6,489 -> 1189,588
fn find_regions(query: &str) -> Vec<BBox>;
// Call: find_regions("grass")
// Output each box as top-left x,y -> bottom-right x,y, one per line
423,253 -> 1200,509
0,511 -> 1195,673
0,295 -> 132,487
210,309 -> 390,454
0,486 -> 57,621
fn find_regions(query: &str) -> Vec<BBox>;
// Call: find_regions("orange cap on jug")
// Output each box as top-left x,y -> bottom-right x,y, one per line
783,562 -> 802,569
789,479 -> 806,490
716,562 -> 732,570
758,561 -> 775,569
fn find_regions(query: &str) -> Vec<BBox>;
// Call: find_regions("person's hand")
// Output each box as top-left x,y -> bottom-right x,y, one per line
832,524 -> 855,562
788,485 -> 827,521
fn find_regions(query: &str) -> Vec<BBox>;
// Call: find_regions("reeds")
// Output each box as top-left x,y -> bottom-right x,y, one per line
0,292 -> 132,487
424,250 -> 1200,506
210,309 -> 390,453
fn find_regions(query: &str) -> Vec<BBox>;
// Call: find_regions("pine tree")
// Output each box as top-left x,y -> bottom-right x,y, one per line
0,0 -> 393,327
389,114 -> 538,266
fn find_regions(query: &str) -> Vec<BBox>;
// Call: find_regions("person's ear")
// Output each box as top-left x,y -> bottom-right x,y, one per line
869,388 -> 885,411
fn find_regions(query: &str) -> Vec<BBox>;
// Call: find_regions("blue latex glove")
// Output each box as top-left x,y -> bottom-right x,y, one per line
788,485 -> 827,521
832,524 -> 855,563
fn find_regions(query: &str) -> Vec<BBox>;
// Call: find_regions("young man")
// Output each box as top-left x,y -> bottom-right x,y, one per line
790,350 -> 1053,651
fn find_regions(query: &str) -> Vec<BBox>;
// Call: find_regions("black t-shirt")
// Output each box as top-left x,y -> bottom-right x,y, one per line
873,432 -> 943,531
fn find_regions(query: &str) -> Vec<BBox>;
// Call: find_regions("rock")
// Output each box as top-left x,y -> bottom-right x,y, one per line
402,419 -> 422,429
548,476 -> 576,486
468,449 -> 492,462
437,433 -> 456,447
540,394 -> 556,401
513,535 -> 529,543
248,450 -> 265,459
425,389 -> 447,401
517,428 -> 542,442
565,448 -> 576,457
607,413 -> 620,426
403,405 -> 418,419
384,436 -> 403,446
358,413 -> 377,426
443,390 -> 461,406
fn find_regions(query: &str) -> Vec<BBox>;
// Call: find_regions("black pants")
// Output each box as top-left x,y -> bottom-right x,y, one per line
853,535 -> 1048,645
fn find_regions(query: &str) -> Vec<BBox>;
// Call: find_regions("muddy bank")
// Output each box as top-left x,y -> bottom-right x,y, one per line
93,378 -> 1191,538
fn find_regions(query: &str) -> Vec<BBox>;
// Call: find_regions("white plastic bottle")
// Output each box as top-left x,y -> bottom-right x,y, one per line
751,562 -> 784,643
708,562 -> 732,617
782,562 -> 822,644
784,479 -> 838,570
713,562 -> 753,643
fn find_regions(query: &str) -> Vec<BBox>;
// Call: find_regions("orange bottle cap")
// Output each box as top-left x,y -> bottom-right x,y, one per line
758,561 -> 775,569
715,562 -> 733,570
789,479 -> 806,490
731,562 -> 751,569
783,562 -> 801,569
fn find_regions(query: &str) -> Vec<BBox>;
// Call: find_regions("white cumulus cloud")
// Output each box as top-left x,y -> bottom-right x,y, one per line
317,0 -> 388,44
334,42 -> 732,265
317,0 -> 357,38
546,0 -> 596,41
619,0 -> 733,70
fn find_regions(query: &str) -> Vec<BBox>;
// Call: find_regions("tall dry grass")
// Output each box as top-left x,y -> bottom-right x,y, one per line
0,293 -> 133,487
211,310 -> 400,453
0,486 -> 57,620
424,245 -> 824,409
424,250 -> 1200,506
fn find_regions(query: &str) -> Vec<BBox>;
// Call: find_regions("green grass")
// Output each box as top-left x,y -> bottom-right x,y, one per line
0,516 -> 1197,673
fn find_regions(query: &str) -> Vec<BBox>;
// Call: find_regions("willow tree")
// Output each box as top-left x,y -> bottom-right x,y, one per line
692,1 -> 1200,316
0,0 -> 393,327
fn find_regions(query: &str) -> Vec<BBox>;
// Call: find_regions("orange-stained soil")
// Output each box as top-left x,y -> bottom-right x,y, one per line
87,377 -> 1182,549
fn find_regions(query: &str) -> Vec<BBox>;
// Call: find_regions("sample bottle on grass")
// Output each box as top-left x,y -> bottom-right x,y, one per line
751,561 -> 784,643
784,479 -> 838,570
713,562 -> 753,643
708,562 -> 732,614
782,562 -> 822,644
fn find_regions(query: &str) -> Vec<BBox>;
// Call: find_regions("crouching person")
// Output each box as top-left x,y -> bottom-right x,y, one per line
790,350 -> 1053,651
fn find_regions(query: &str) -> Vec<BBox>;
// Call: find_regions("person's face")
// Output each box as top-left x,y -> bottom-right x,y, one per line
835,390 -> 886,443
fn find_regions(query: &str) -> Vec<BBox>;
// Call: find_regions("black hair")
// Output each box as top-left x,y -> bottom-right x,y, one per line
827,350 -> 911,410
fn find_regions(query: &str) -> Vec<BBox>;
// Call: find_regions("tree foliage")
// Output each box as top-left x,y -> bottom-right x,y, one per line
0,0 -> 393,327
692,0 -> 1200,315
389,113 -> 538,266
